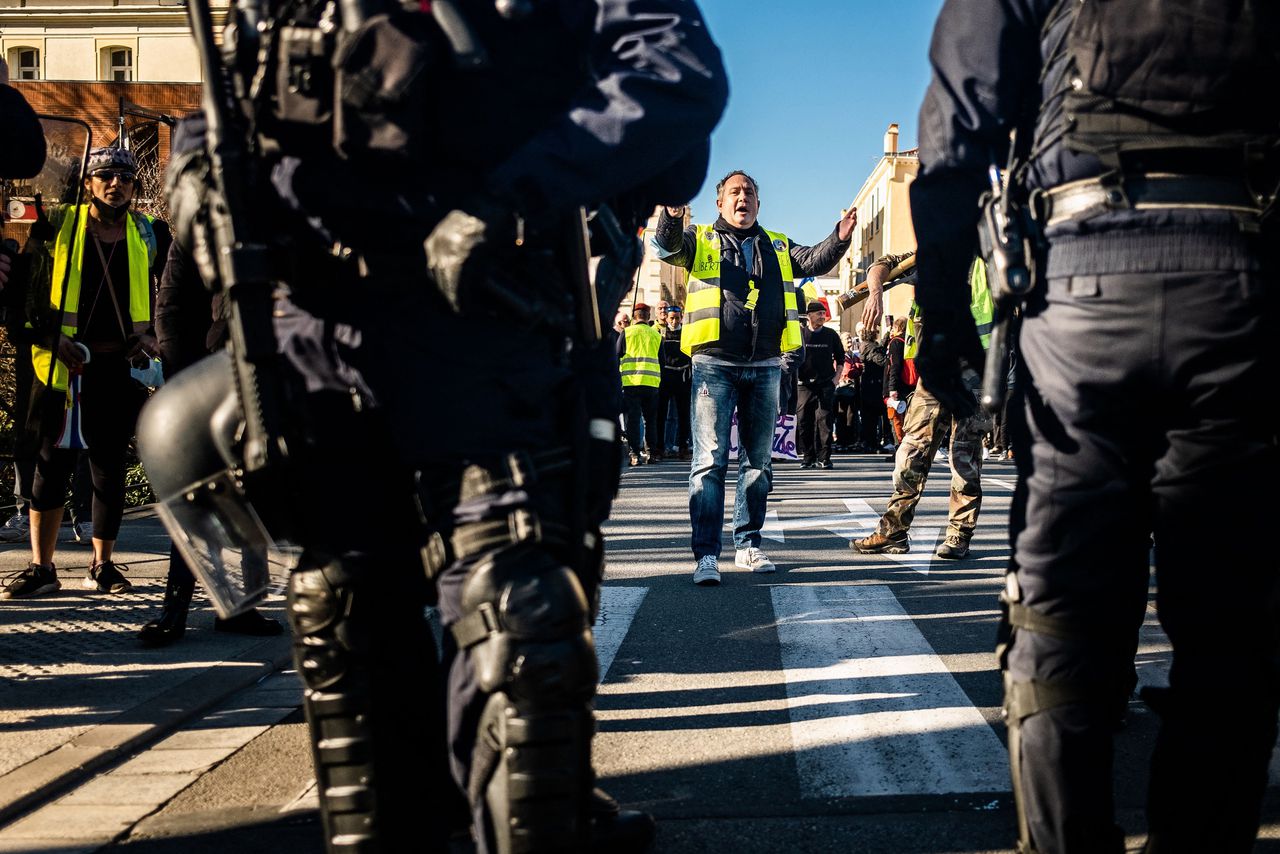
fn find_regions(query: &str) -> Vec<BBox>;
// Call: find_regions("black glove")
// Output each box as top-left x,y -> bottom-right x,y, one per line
423,195 -> 513,315
915,309 -> 984,419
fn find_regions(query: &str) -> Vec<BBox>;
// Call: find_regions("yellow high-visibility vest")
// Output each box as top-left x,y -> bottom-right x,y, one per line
620,322 -> 662,388
904,257 -> 995,359
680,224 -> 803,356
32,206 -> 154,392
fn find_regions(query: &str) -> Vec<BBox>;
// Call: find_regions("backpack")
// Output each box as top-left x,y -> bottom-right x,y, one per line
892,336 -> 918,387
1058,0 -> 1280,171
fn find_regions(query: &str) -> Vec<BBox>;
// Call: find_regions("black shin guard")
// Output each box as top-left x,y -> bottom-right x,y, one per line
452,545 -> 598,854
289,551 -> 457,853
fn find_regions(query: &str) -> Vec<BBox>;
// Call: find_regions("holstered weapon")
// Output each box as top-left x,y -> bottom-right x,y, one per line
977,128 -> 1040,414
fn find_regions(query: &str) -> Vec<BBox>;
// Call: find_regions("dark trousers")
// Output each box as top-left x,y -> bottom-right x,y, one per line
622,385 -> 659,456
279,289 -> 621,852
31,357 -> 135,541
795,381 -> 835,464
657,373 -> 691,453
833,386 -> 859,447
1006,270 -> 1279,854
858,389 -> 885,448
778,368 -> 798,416
989,396 -> 1010,452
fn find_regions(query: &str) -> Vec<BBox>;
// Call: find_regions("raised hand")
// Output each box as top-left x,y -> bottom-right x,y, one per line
838,204 -> 858,241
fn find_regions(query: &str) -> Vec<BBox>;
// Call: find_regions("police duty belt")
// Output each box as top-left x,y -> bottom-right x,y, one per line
1041,172 -> 1267,227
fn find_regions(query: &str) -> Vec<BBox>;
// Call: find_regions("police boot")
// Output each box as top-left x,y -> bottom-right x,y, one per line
590,787 -> 656,852
138,574 -> 196,647
214,608 -> 284,636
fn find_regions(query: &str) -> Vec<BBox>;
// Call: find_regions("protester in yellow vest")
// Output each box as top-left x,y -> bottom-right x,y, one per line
651,169 -> 856,585
618,302 -> 664,465
1,147 -> 164,602
853,255 -> 995,562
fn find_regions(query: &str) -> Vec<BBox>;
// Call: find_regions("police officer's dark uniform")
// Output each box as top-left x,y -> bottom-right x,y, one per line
149,1 -> 728,852
0,79 -> 46,539
910,2 -> 1279,852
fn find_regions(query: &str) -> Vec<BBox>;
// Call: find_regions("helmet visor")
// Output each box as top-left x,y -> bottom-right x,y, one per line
155,470 -> 298,618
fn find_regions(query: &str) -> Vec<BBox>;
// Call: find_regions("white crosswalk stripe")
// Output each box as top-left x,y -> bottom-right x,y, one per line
771,584 -> 1009,798
762,497 -> 941,574
594,586 -> 648,682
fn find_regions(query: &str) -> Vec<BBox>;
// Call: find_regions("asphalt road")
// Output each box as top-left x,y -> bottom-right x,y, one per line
40,452 -> 1280,853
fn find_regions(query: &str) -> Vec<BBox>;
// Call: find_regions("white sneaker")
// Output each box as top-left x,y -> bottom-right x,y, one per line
72,519 -> 91,544
0,514 -> 30,543
692,555 -> 721,586
735,546 -> 776,573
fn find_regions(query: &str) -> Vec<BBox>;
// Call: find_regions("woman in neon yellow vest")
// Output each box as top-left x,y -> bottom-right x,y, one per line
1,148 -> 162,602
651,170 -> 857,586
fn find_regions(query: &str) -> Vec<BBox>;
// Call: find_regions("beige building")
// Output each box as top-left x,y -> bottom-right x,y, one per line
836,123 -> 920,333
1,0 -> 226,83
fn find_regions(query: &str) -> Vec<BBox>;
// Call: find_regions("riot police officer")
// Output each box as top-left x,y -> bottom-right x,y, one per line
909,1 -> 1279,852
143,1 -> 728,852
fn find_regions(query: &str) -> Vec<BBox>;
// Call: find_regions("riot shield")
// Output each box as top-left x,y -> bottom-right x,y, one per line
5,116 -> 90,217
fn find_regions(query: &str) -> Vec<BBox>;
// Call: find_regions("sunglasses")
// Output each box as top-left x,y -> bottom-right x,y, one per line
91,170 -> 136,184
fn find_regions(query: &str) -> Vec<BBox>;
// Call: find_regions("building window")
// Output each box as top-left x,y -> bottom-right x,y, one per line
102,46 -> 133,81
11,48 -> 40,80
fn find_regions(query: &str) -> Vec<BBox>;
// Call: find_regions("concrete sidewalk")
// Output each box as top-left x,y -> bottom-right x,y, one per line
0,508 -> 292,827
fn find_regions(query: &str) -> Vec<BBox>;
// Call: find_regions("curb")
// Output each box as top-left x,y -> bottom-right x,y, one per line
0,632 -> 294,827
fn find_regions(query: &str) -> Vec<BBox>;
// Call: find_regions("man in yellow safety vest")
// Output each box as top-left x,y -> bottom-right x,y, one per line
618,302 -> 663,465
652,170 -> 856,585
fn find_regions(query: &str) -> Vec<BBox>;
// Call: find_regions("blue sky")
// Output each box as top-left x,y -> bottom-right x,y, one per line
685,0 -> 946,247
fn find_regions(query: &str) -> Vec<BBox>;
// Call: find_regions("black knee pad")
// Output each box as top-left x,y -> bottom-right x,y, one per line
455,545 -> 597,701
288,552 -> 361,691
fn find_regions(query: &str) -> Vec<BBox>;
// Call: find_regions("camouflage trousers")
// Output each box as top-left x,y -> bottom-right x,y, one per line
878,379 -> 993,540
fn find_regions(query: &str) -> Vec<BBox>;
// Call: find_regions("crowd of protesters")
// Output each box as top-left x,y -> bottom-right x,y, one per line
0,127 -> 280,641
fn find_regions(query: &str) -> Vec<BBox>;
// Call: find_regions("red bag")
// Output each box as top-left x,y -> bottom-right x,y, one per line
892,336 -> 918,387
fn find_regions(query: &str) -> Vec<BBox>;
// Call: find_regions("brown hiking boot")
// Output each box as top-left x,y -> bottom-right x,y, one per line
852,530 -> 909,554
935,533 -> 970,560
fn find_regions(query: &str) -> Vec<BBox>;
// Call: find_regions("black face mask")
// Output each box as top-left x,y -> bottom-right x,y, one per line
90,194 -> 130,222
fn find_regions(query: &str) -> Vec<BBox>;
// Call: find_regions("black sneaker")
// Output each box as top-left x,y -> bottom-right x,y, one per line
0,564 -> 60,600
799,461 -> 815,469
818,461 -> 834,469
84,560 -> 132,593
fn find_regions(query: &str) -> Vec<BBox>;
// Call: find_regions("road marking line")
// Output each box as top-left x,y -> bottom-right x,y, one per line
983,478 -> 1016,491
843,498 -> 940,575
772,584 -> 1008,798
595,586 -> 648,682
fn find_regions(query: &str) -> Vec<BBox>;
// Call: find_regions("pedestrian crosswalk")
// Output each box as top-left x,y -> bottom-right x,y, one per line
594,582 -> 1012,800
595,586 -> 648,681
592,580 -> 1280,801
771,585 -> 1008,797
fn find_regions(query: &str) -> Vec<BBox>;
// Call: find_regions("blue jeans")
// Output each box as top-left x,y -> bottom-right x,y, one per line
689,361 -> 780,559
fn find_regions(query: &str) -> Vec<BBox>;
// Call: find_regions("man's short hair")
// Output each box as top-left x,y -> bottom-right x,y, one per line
716,170 -> 759,198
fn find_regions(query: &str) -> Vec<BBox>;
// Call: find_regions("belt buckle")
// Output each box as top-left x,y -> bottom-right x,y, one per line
1098,170 -> 1131,210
